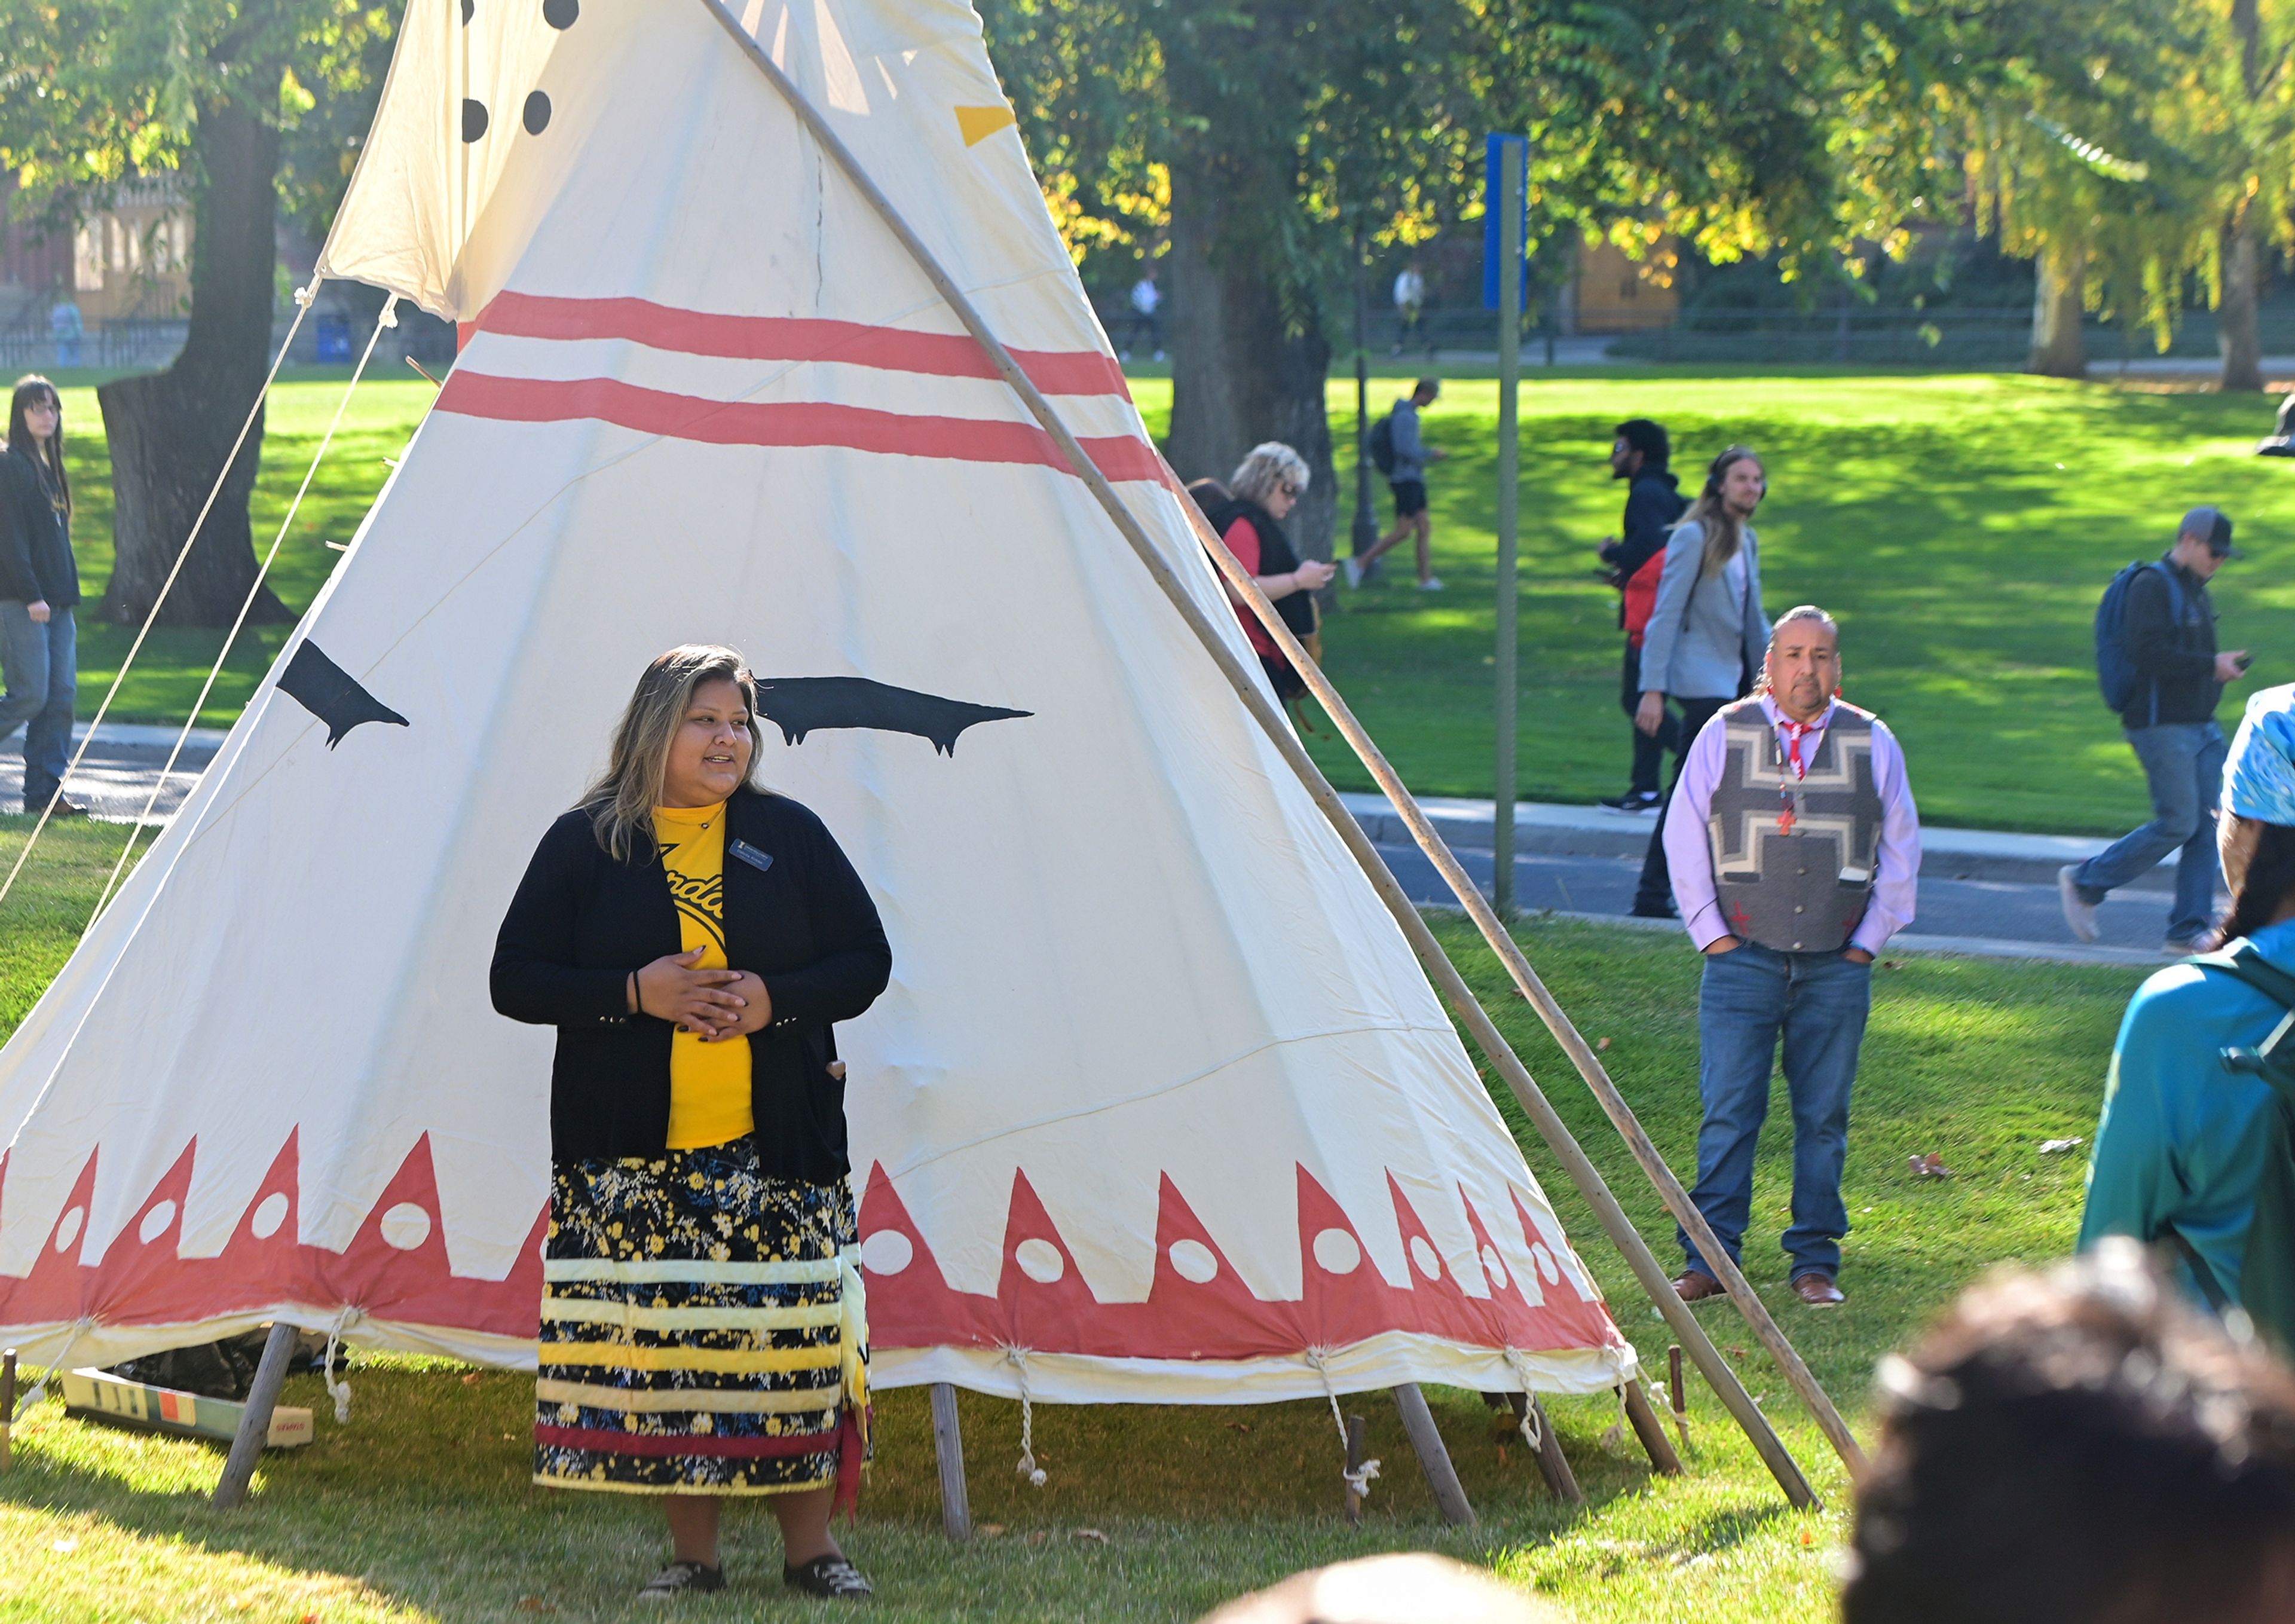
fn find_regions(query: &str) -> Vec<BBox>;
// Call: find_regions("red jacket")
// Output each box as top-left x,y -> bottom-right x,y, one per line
1623,549 -> 1667,649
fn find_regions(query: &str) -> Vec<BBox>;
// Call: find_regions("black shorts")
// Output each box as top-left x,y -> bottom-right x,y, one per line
1390,479 -> 1427,518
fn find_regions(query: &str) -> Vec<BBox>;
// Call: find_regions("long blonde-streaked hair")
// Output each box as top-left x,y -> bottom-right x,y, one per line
581,645 -> 765,860
1677,445 -> 1764,579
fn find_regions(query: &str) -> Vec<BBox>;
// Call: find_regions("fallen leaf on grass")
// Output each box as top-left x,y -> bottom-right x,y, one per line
1727,1347 -> 1746,1360
977,1524 -> 1006,1537
1881,960 -> 1903,970
302,1613 -> 322,1623
1223,1421 -> 1251,1433
2040,1137 -> 2085,1155
461,1372 -> 482,1386
1909,1152 -> 1956,1179
1800,1531 -> 1814,1547
1596,1037 -> 1610,1051
516,1599 -> 557,1614
1025,1530 -> 1050,1547
1072,1528 -> 1109,1545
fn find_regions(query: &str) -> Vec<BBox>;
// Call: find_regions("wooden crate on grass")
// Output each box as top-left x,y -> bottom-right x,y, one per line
62,1367 -> 313,1449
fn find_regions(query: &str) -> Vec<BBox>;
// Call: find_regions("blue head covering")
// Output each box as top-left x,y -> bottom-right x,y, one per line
2224,684 -> 2295,825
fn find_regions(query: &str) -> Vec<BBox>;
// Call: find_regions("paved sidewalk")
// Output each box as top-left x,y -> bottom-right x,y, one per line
2,721 -> 228,823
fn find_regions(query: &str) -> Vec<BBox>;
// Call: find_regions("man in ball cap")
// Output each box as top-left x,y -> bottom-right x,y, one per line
2061,506 -> 2252,955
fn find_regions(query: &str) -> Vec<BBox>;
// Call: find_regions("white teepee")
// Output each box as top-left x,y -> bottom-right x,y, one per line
0,0 -> 1636,1408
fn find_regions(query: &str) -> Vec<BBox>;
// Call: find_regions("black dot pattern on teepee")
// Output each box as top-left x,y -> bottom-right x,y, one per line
462,99 -> 489,142
523,91 -> 552,134
543,0 -> 577,26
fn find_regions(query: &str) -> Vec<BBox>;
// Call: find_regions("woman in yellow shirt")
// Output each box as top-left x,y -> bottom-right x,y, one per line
493,645 -> 891,1602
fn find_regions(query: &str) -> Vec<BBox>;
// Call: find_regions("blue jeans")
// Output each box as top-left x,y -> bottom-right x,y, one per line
0,602 -> 76,810
2072,721 -> 2227,945
1678,940 -> 1871,1282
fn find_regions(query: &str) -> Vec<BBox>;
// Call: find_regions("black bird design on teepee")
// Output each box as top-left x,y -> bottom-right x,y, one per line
277,642 -> 411,748
751,678 -> 1030,757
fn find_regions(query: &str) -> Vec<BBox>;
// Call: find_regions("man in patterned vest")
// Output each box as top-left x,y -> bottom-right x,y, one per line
1660,605 -> 1921,1308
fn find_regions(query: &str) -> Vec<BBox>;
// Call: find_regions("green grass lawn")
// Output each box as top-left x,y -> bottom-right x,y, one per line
2,812 -> 2149,1621
39,365 -> 2292,833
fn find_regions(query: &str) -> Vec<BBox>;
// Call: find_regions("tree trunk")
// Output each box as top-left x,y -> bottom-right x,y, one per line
2220,214 -> 2263,393
1165,160 -> 1336,564
2027,241 -> 2088,380
98,99 -> 290,628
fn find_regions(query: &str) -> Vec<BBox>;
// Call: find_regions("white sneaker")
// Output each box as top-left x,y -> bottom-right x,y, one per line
2058,865 -> 2100,943
1419,576 -> 1445,591
1343,556 -> 1363,589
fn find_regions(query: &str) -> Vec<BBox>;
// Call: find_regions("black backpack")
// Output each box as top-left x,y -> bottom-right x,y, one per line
1367,411 -> 1396,475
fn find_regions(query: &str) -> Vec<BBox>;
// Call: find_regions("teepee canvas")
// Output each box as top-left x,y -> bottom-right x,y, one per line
0,0 -> 1638,1411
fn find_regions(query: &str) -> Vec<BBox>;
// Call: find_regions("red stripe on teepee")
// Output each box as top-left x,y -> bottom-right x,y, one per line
475,292 -> 1131,399
435,371 -> 1165,484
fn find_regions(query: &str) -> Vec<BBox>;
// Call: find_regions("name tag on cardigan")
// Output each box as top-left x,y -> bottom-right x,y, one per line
729,839 -> 775,875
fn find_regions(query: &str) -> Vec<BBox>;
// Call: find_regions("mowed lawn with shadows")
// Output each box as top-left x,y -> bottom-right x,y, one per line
1136,369 -> 2295,835
1,808 -> 2147,1624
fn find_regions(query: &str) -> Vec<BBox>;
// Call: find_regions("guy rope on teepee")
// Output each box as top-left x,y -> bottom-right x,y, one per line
1,0 -> 1833,1565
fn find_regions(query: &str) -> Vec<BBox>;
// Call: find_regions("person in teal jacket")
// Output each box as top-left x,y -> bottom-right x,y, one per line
2081,683 -> 2295,1320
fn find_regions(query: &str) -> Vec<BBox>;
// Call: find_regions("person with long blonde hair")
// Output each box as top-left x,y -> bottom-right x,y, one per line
1629,445 -> 1771,918
492,645 -> 891,1602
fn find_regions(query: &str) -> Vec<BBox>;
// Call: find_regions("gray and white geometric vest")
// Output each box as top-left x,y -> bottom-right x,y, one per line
1705,698 -> 1883,954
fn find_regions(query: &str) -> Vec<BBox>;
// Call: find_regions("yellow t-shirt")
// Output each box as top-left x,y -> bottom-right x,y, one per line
653,802 -> 755,1150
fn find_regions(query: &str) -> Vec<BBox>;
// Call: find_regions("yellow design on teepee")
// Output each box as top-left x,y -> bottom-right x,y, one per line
954,105 -> 1017,146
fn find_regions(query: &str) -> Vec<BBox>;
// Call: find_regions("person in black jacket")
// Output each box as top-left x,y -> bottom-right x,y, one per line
0,376 -> 85,817
493,644 -> 891,1603
1595,419 -> 1688,811
2061,507 -> 2253,953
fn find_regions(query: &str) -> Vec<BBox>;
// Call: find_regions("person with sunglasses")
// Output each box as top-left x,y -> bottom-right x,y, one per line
1201,444 -> 1332,701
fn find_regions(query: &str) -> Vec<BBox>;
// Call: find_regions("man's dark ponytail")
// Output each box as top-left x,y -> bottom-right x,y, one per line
2221,821 -> 2295,946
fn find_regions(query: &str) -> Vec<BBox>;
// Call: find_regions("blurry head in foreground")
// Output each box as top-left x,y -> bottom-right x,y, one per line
1200,1555 -> 1562,1624
1843,1237 -> 2295,1624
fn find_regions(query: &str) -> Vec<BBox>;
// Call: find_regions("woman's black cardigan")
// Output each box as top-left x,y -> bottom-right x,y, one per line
491,786 -> 892,1175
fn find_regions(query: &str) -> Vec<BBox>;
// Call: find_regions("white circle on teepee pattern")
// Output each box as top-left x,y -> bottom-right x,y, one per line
1168,1239 -> 1217,1283
54,1206 -> 83,1253
139,1201 -> 177,1243
1480,1245 -> 1507,1287
380,1203 -> 432,1250
1312,1228 -> 1361,1274
859,1229 -> 913,1276
1410,1237 -> 1442,1279
1532,1243 -> 1560,1284
1015,1237 -> 1064,1283
251,1192 -> 290,1239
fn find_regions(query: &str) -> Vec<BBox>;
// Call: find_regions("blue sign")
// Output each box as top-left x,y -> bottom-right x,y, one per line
1482,133 -> 1530,312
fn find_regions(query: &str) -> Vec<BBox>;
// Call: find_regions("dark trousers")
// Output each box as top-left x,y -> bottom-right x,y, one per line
1677,941 -> 1871,1280
1620,642 -> 1680,795
1632,695 -> 1728,915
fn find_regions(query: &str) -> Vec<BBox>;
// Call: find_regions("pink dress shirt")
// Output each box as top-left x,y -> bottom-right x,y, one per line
1662,695 -> 1921,955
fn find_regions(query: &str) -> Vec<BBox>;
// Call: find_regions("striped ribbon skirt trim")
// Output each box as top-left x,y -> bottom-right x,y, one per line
534,1136 -> 865,1498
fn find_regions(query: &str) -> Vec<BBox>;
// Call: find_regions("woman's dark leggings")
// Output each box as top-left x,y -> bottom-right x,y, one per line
1632,695 -> 1730,916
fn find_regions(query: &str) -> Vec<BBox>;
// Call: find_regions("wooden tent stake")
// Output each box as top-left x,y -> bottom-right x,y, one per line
1504,1394 -> 1583,1506
929,1382 -> 971,1540
694,0 -> 1820,1509
212,1322 -> 298,1510
1,1349 -> 15,1473
1621,1383 -> 1684,1475
1393,1384 -> 1474,1526
1344,1412 -> 1367,1526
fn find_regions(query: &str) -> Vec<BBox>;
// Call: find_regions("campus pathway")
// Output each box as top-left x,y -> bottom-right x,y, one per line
8,732 -> 2172,965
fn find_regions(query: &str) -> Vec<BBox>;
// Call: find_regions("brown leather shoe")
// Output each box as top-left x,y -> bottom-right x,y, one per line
1672,1268 -> 1726,1303
1792,1272 -> 1845,1307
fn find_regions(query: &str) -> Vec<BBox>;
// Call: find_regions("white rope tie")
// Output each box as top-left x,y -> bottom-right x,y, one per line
322,1309 -> 360,1424
1500,1348 -> 1544,1452
0,281 -> 320,914
1602,1380 -> 1632,1456
1306,1348 -> 1380,1500
90,293 -> 402,926
1665,1379 -> 1693,1452
13,1319 -> 92,1420
1005,1347 -> 1046,1487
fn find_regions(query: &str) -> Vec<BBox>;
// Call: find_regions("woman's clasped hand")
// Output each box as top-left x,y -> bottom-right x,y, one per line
632,945 -> 773,1039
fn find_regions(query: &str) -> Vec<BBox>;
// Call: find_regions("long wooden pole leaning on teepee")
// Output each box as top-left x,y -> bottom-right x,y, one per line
693,0 -> 1823,1509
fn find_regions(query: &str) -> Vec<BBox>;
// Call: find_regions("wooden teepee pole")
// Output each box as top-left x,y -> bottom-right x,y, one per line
696,0 -> 1821,1509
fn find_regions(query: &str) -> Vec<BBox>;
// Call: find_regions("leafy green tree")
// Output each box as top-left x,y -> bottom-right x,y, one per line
0,0 -> 394,626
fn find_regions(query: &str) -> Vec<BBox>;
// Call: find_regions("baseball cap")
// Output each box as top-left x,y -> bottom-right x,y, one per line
2182,504 -> 2242,557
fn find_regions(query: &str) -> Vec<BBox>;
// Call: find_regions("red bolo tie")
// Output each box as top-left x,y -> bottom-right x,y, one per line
1777,718 -> 1817,835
